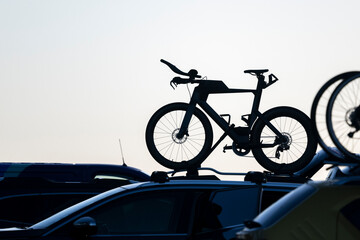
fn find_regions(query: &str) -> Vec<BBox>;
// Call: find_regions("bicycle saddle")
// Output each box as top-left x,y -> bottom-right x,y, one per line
244,69 -> 269,75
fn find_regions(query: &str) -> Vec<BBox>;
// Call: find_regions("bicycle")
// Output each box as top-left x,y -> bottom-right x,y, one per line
326,72 -> 360,161
145,59 -> 317,174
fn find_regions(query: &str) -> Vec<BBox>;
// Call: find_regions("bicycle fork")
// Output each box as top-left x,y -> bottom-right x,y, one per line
176,95 -> 198,140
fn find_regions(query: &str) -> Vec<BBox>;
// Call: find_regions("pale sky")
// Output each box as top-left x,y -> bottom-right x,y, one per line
1,0 -> 360,178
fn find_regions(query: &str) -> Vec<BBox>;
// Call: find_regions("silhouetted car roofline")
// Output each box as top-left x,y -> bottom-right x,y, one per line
0,162 -> 150,182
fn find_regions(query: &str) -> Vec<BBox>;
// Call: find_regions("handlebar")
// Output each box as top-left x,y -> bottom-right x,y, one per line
170,77 -> 197,89
161,59 -> 201,79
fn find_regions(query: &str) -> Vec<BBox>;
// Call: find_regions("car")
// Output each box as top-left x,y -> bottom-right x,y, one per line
0,170 -> 300,240
236,176 -> 360,240
0,163 -> 150,228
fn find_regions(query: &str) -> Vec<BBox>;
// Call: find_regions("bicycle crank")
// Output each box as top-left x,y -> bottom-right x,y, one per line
232,142 -> 250,156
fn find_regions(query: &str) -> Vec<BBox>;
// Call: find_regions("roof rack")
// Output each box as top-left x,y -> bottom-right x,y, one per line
150,168 -> 249,184
150,167 -> 307,184
168,167 -> 248,177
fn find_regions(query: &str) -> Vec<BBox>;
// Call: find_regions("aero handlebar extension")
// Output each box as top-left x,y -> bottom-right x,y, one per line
161,59 -> 201,79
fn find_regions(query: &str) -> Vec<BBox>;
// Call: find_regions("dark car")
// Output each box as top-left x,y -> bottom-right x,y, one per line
0,171 -> 300,240
236,176 -> 360,240
0,163 -> 150,228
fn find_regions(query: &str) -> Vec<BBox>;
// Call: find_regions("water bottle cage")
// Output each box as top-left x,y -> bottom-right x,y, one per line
263,74 -> 279,89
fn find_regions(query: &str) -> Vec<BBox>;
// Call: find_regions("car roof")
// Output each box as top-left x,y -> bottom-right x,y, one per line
0,162 -> 150,182
113,177 -> 301,198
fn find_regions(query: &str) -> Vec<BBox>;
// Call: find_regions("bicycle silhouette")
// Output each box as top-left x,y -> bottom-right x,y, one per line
146,60 -> 317,174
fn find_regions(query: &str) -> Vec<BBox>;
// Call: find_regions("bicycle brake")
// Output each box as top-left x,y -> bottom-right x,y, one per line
170,77 -> 180,89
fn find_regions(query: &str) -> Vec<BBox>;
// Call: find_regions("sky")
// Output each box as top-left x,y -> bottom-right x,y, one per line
1,0 -> 360,179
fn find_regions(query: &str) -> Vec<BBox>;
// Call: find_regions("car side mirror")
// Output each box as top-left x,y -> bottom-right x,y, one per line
72,216 -> 97,237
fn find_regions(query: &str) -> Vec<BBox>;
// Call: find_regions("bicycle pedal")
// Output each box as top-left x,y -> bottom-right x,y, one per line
223,144 -> 232,153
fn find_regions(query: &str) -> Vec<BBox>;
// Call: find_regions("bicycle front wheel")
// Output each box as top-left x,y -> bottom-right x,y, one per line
327,73 -> 360,161
145,102 -> 213,170
251,107 -> 317,174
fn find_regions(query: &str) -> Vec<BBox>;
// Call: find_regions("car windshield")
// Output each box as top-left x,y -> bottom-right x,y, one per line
254,183 -> 317,227
30,182 -> 143,230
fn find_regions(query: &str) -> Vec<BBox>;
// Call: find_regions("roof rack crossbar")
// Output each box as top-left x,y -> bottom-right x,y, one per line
168,167 -> 247,176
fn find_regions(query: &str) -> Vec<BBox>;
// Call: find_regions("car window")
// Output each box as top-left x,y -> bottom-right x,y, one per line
261,190 -> 289,211
196,186 -> 261,232
87,190 -> 195,234
254,184 -> 316,228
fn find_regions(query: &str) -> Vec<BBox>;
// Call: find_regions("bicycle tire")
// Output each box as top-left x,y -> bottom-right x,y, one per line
145,102 -> 213,170
310,71 -> 360,159
326,73 -> 360,162
251,106 -> 317,174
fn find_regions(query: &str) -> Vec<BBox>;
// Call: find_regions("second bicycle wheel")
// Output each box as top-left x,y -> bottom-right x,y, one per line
145,102 -> 213,170
311,71 -> 360,158
327,73 -> 360,161
251,106 -> 317,174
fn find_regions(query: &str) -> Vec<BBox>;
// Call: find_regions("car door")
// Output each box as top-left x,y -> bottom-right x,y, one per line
76,189 -> 198,240
47,184 -> 262,240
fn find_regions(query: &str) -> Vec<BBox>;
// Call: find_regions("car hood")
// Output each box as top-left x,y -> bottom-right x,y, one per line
0,227 -> 43,238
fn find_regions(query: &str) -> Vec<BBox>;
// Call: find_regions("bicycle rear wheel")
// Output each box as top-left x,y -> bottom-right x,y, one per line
251,107 -> 317,174
326,73 -> 360,161
145,102 -> 213,170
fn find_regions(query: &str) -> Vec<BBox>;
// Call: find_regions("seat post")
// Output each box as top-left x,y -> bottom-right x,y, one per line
248,73 -> 266,126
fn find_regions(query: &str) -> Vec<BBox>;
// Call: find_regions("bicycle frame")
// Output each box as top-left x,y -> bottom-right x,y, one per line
177,76 -> 284,152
